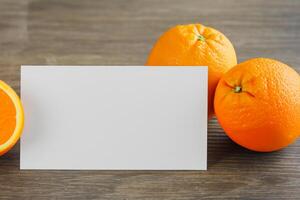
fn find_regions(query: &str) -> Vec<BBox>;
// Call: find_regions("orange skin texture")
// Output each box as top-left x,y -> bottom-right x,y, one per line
214,58 -> 300,152
0,80 -> 24,156
146,24 -> 237,118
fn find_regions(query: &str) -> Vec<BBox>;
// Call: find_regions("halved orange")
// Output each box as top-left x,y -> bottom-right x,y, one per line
0,80 -> 24,156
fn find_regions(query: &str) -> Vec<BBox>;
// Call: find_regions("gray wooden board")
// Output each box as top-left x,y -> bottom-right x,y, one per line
0,0 -> 299,199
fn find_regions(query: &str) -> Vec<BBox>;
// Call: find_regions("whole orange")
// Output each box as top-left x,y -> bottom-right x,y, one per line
214,58 -> 300,152
146,24 -> 237,118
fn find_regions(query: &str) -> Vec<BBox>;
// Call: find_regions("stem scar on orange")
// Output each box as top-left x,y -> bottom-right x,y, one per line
214,58 -> 300,152
146,24 -> 237,118
0,80 -> 24,156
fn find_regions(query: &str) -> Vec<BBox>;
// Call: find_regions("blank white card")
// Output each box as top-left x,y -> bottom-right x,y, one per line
20,66 -> 207,170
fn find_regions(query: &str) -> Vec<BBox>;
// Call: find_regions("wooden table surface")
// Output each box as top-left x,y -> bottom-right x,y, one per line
0,0 -> 299,199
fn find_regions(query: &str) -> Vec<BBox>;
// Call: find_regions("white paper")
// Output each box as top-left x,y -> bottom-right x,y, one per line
20,66 -> 207,170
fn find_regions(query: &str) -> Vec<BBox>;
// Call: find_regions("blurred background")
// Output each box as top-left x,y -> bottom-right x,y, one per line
0,0 -> 299,199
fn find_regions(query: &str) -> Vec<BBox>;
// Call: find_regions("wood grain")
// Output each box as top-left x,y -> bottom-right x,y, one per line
0,0 -> 299,199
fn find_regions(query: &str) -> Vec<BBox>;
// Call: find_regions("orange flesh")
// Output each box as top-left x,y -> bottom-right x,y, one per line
0,88 -> 16,145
